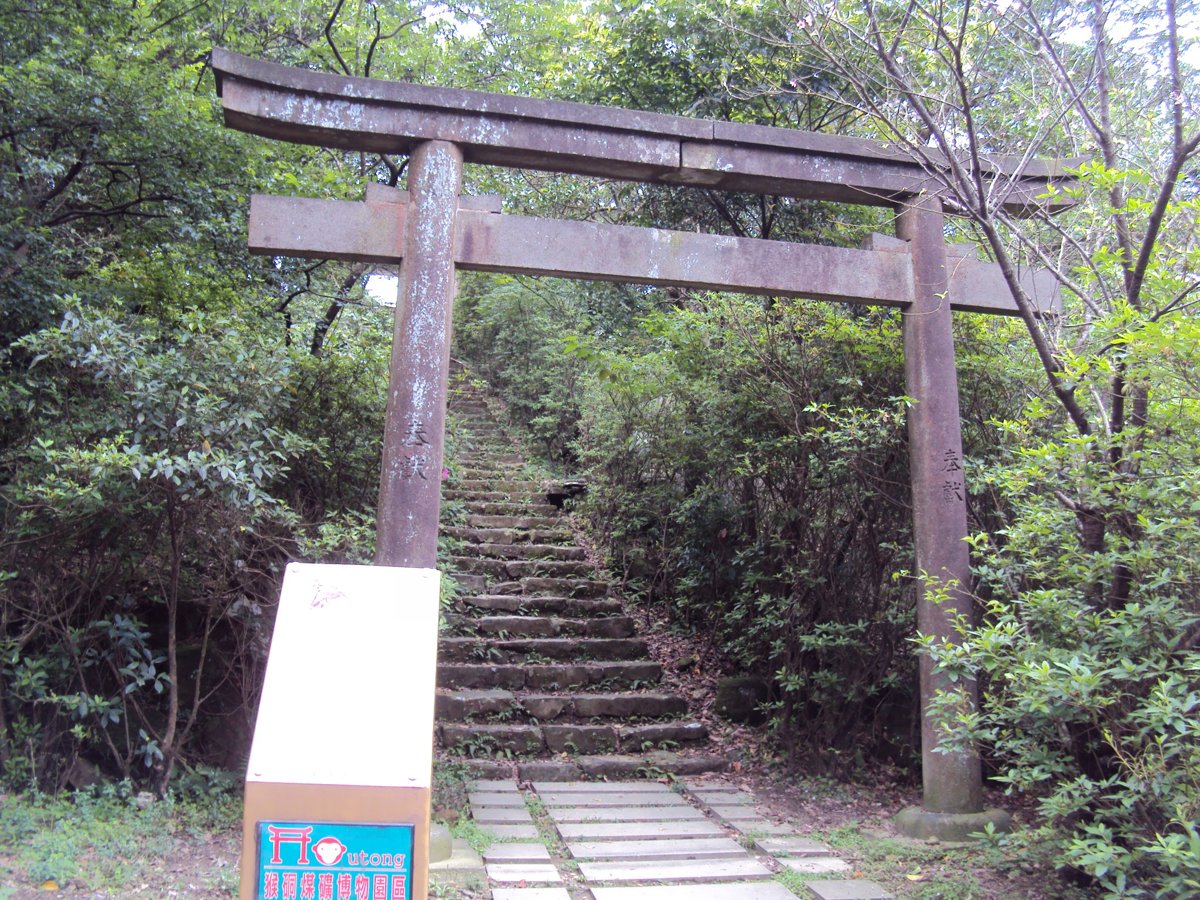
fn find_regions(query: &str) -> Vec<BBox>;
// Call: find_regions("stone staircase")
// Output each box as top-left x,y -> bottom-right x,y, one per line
435,381 -> 728,781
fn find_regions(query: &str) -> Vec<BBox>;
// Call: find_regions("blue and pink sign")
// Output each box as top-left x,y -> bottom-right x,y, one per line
255,821 -> 414,900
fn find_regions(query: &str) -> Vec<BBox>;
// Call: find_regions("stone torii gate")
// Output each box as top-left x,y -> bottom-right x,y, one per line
213,48 -> 1069,840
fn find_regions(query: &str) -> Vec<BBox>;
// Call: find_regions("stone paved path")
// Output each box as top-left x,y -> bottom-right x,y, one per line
469,776 -> 894,900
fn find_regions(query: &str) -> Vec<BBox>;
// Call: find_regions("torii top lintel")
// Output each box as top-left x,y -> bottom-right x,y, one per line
212,49 -> 1074,214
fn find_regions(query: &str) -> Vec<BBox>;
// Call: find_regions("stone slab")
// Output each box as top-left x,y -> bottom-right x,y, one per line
492,890 -> 572,900
557,820 -> 725,840
471,779 -> 521,791
693,790 -> 755,805
474,806 -> 534,823
590,881 -> 800,898
550,805 -> 706,822
754,836 -> 833,857
568,837 -> 747,860
485,843 -> 553,863
729,820 -> 794,835
428,838 -> 486,888
580,857 -> 773,882
711,804 -> 763,821
533,781 -> 675,793
480,823 -> 541,839
804,880 -> 894,900
487,863 -> 562,883
592,888 -> 801,900
778,857 -> 852,874
539,791 -> 689,808
470,790 -> 526,807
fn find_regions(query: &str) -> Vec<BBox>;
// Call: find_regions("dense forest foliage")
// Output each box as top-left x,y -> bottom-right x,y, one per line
1,0 -> 1197,894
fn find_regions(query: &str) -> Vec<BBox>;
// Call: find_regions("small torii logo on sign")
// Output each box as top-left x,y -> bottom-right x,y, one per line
266,825 -> 313,865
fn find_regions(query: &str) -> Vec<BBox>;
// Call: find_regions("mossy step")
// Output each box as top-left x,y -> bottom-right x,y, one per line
462,501 -> 561,517
441,525 -> 575,545
487,577 -> 609,598
443,614 -> 635,638
453,479 -> 545,492
471,542 -> 586,561
438,637 -> 650,663
456,595 -> 624,616
437,660 -> 662,691
461,750 -> 730,782
438,720 -> 708,756
448,556 -> 595,579
464,514 -> 566,530
436,689 -> 688,721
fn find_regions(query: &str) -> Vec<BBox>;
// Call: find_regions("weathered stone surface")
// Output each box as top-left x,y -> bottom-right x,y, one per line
538,790 -> 687,808
804,880 -> 894,900
521,695 -> 572,719
567,837 -> 746,861
556,820 -> 724,840
435,688 -> 516,720
517,759 -> 583,781
492,890 -> 572,900
619,722 -> 708,746
520,578 -> 609,600
477,820 -> 541,838
754,836 -> 833,857
710,804 -> 763,822
483,843 -> 552,863
525,664 -> 591,690
487,864 -> 562,884
579,857 -> 772,882
468,791 -> 525,808
463,759 -> 517,779
714,676 -> 770,725
444,637 -> 649,662
473,806 -> 533,824
470,779 -> 520,791
444,723 -> 544,754
590,885 -> 801,900
544,724 -> 618,754
573,693 -> 688,718
448,573 -> 488,594
437,664 -> 525,689
533,781 -> 673,794
692,789 -> 754,805
728,820 -> 793,836
777,857 -> 851,874
549,806 -> 705,823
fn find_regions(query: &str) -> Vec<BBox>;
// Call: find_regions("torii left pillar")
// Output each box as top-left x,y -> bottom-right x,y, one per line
377,141 -> 463,568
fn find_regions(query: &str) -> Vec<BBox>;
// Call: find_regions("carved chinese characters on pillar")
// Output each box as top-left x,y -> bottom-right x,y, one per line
400,420 -> 432,481
941,448 -> 964,503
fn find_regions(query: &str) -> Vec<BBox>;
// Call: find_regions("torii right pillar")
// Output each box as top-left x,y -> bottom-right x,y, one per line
895,196 -> 1012,840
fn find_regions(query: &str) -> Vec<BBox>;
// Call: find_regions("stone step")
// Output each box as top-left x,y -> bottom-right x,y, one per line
591,887 -> 806,900
462,750 -> 730,783
565,837 -> 747,862
436,660 -> 662,691
466,514 -> 565,530
473,542 -> 587,561
443,614 -> 636,638
442,525 -> 575,545
440,721 -> 708,756
438,637 -> 651,662
444,489 -> 542,503
456,595 -> 624,616
454,479 -> 545,492
488,577 -> 609,598
448,556 -> 596,579
436,689 -> 688,721
462,501 -> 561,517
